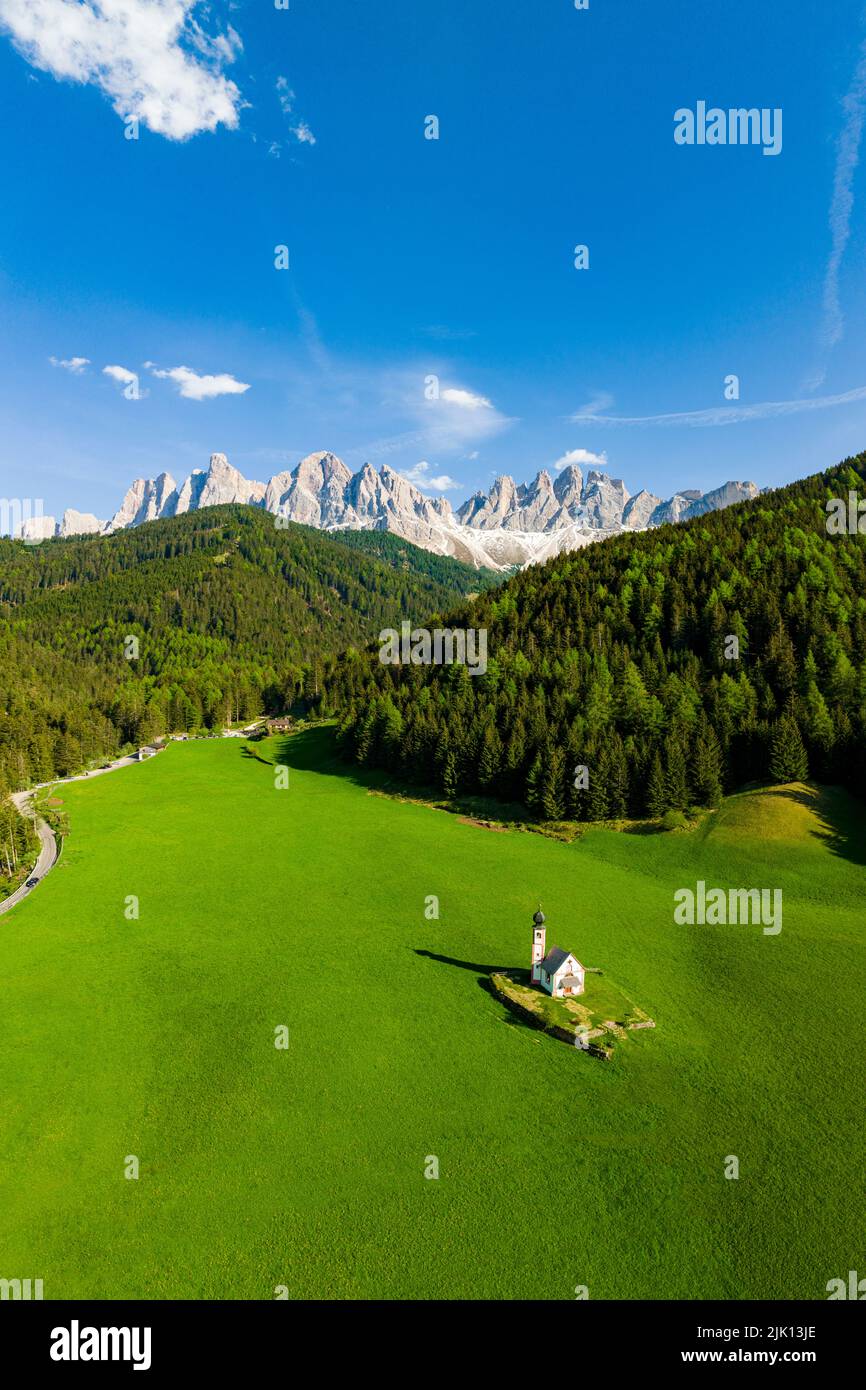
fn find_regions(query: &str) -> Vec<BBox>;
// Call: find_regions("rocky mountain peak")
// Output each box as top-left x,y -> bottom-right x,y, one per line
109,472 -> 178,530
622,489 -> 662,530
522,469 -> 554,496
295,450 -> 352,486
27,450 -> 762,572
59,509 -> 103,538
553,465 -> 583,505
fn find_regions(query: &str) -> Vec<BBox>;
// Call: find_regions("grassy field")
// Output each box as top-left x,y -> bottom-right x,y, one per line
0,731 -> 864,1300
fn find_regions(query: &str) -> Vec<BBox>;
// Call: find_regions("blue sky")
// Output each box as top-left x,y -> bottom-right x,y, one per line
2,0 -> 866,522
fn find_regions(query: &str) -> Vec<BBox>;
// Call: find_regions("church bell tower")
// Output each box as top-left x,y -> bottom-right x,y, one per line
531,907 -> 546,982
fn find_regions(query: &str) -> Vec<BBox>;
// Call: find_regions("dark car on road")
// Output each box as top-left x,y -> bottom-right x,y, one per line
25,878 -> 39,888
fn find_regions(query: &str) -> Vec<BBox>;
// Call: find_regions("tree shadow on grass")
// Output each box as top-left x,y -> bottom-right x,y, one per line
261,727 -> 527,819
267,727 -> 422,795
252,728 -> 536,822
764,783 -> 866,868
240,745 -> 272,766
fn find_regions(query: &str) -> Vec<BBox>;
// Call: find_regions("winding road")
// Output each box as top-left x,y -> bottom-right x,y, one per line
0,752 -> 144,917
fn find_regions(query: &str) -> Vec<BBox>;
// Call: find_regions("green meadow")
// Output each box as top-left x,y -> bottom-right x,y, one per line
0,731 -> 864,1300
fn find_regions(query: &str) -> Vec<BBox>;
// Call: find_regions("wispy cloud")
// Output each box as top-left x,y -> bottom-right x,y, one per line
50,355 -> 90,374
275,75 -> 316,145
806,38 -> 866,390
275,76 -> 294,114
571,383 -> 866,428
0,0 -> 244,140
148,363 -> 250,400
418,382 -> 512,453
350,375 -> 512,461
574,390 -> 615,416
553,447 -> 607,470
423,325 -> 477,341
399,461 -> 460,492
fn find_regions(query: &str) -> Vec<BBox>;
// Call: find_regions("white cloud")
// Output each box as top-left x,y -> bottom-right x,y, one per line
267,140 -> 281,159
50,354 -> 89,374
103,363 -> 138,385
149,363 -> 250,400
553,447 -> 607,471
400,461 -> 459,492
291,120 -> 316,146
0,0 -> 243,140
570,383 -> 866,427
440,387 -> 492,410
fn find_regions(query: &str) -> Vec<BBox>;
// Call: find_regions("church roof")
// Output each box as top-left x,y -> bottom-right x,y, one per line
541,946 -> 583,975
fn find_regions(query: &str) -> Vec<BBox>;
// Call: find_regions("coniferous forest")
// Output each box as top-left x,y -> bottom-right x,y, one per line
320,455 -> 866,820
0,507 -> 492,884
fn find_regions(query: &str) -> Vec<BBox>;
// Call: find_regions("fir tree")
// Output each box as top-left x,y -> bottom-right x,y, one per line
607,735 -> 629,818
691,723 -> 724,807
541,746 -> 567,820
442,750 -> 459,799
587,749 -> 611,821
525,752 -> 544,815
769,714 -> 809,783
646,751 -> 667,818
664,735 -> 690,811
478,723 -> 503,789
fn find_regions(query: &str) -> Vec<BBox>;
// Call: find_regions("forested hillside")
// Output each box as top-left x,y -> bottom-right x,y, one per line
0,505 -> 493,796
322,455 -> 866,819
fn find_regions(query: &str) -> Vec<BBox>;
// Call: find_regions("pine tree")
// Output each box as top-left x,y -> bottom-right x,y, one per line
691,724 -> 724,807
607,735 -> 629,818
587,747 -> 611,821
567,744 -> 592,820
442,750 -> 459,799
434,725 -> 451,777
646,751 -> 667,818
768,714 -> 809,783
477,723 -> 503,790
525,751 -> 544,814
354,705 -> 377,765
379,698 -> 404,770
664,735 -> 690,811
541,747 -> 567,820
803,682 -> 835,754
618,663 -> 649,731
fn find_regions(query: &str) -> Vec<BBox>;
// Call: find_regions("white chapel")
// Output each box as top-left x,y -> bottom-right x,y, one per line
530,909 -> 585,998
